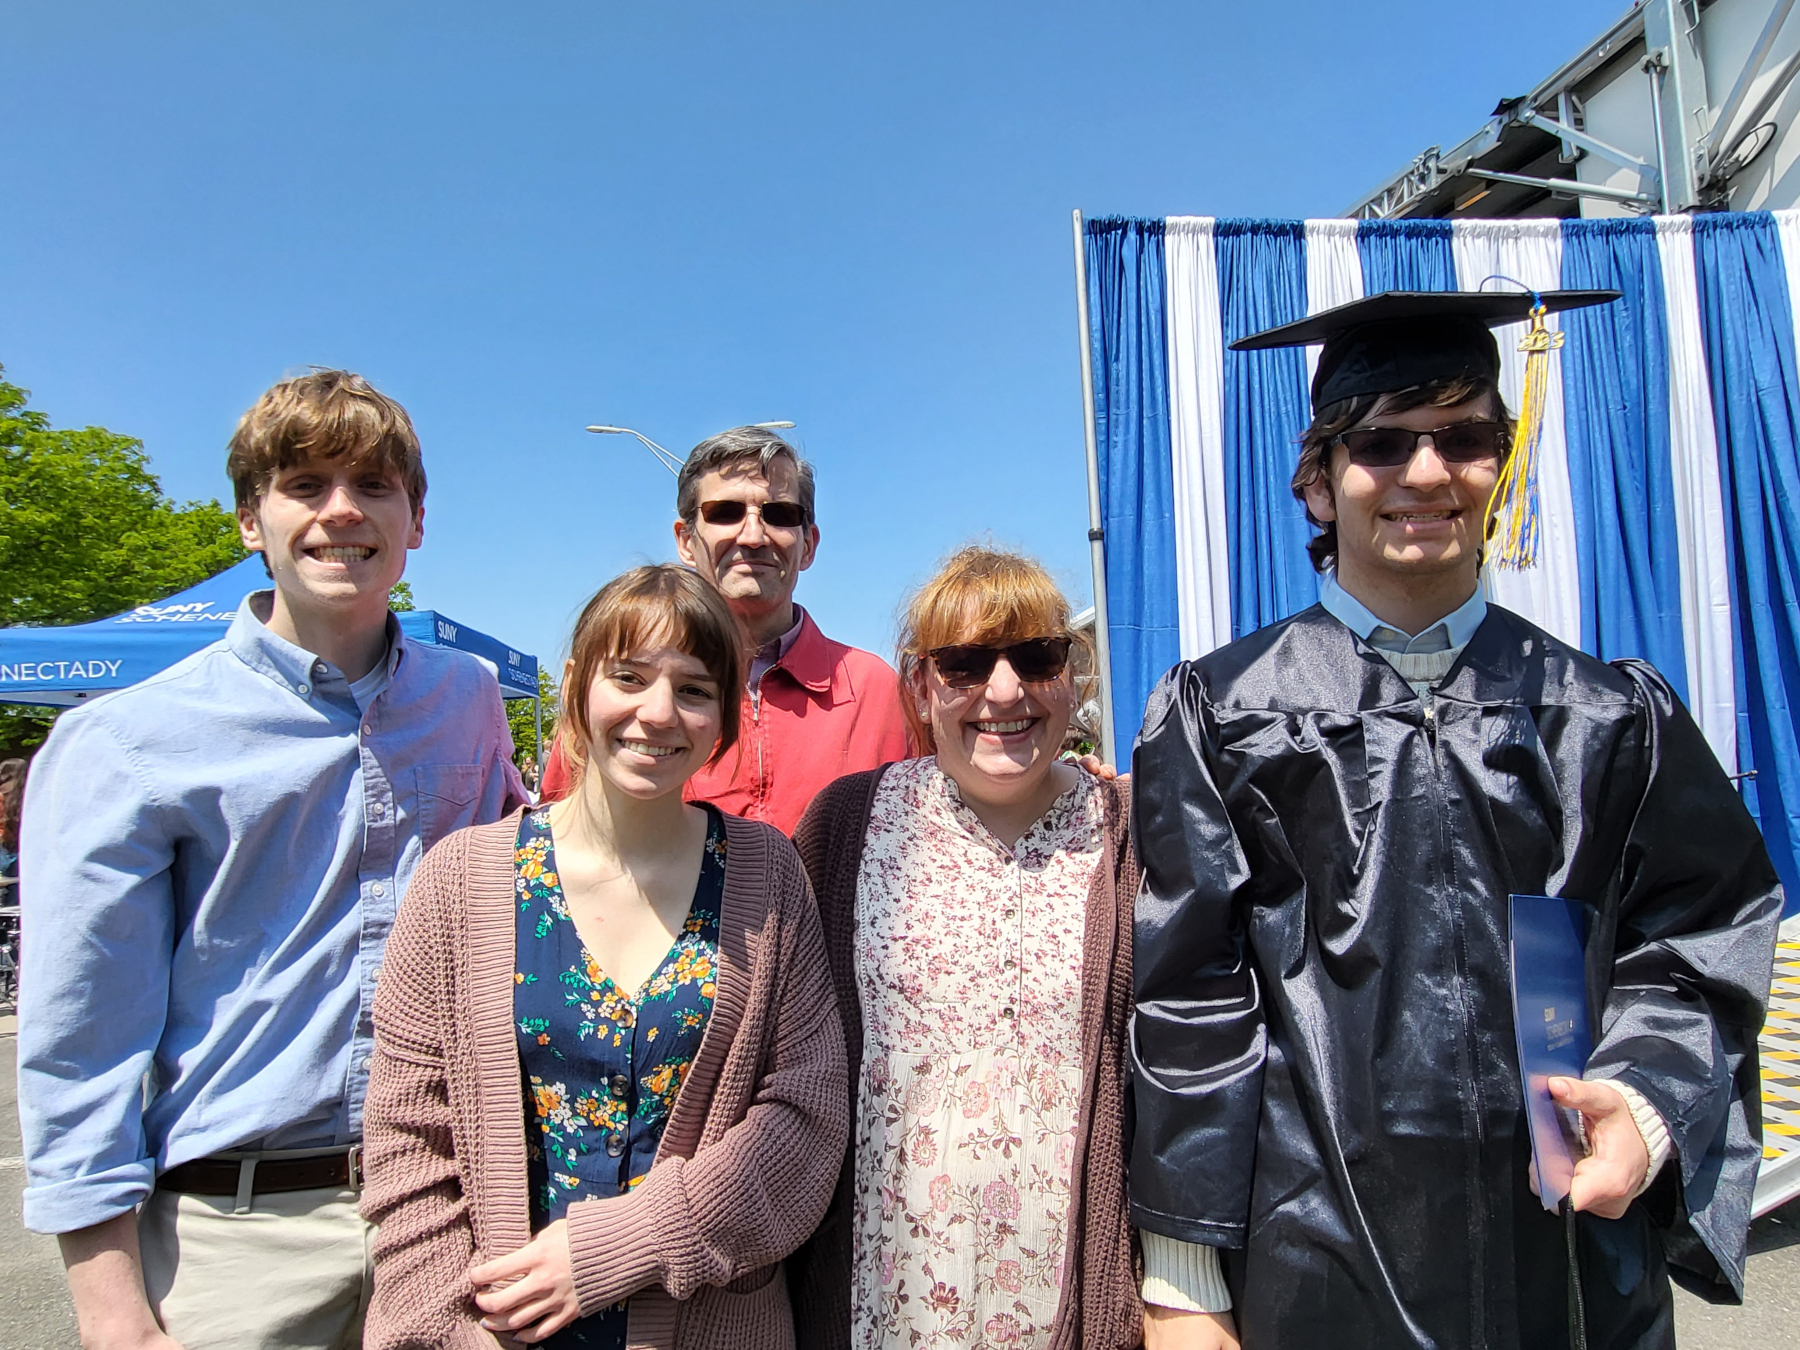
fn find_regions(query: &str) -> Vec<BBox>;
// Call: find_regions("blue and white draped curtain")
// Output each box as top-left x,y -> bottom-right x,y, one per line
1086,211 -> 1800,913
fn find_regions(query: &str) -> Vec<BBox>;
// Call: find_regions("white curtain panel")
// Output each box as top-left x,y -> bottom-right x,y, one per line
1658,215 -> 1739,771
1303,219 -> 1365,392
1163,217 -> 1235,658
1452,220 -> 1584,649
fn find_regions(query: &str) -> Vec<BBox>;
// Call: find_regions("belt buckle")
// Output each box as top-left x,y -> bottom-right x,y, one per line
347,1144 -> 363,1192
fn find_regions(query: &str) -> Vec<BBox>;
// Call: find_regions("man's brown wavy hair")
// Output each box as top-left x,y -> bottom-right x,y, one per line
227,369 -> 427,512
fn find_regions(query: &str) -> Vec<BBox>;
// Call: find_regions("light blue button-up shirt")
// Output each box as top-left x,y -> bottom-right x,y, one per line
18,592 -> 526,1233
1317,570 -> 1488,655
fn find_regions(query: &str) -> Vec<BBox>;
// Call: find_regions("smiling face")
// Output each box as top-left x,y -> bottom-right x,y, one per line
917,640 -> 1076,812
673,456 -> 818,621
1300,392 -> 1502,594
237,454 -> 423,625
574,639 -> 725,801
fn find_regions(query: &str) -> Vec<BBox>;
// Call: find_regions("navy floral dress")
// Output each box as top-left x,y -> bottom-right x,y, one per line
513,804 -> 725,1349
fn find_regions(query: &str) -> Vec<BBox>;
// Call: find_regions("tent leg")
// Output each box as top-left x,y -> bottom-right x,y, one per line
1072,208 -> 1116,767
534,695 -> 543,763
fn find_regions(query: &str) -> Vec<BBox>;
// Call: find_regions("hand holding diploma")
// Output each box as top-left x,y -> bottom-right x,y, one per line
1545,1077 -> 1651,1220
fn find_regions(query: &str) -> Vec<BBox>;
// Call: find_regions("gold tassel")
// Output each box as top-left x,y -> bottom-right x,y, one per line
1485,303 -> 1563,570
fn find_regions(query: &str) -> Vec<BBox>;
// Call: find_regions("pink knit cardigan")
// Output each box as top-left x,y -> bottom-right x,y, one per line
359,808 -> 849,1350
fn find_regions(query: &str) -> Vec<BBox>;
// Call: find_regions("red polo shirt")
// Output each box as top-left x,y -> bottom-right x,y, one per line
539,611 -> 911,835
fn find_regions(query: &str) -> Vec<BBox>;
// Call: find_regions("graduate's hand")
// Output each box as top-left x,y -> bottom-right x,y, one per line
1548,1077 -> 1649,1220
1142,1305 -> 1240,1350
469,1219 -> 579,1343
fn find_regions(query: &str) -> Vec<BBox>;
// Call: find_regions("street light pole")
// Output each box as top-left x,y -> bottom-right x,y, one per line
585,422 -> 797,476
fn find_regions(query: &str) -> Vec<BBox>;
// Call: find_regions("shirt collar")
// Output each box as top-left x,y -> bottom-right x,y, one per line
1318,570 -> 1487,656
227,591 -> 408,698
767,607 -> 837,692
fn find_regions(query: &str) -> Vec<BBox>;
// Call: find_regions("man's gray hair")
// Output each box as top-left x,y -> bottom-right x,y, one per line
675,426 -> 816,525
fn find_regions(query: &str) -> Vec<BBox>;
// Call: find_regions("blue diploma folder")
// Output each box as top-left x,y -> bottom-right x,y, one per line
1507,893 -> 1594,1213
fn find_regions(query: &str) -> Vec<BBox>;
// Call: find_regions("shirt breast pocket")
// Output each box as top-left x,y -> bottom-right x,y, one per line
416,764 -> 483,851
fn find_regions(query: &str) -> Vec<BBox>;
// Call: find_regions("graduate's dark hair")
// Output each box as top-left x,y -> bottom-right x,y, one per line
1290,376 -> 1514,573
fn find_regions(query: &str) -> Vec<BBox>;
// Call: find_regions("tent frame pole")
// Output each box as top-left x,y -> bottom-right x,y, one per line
1071,208 -> 1116,767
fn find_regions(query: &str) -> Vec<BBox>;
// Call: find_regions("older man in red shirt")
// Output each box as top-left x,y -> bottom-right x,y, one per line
542,426 -> 910,833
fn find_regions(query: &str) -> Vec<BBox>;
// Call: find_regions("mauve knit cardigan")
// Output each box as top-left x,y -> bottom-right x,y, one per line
785,765 -> 1145,1350
359,808 -> 849,1350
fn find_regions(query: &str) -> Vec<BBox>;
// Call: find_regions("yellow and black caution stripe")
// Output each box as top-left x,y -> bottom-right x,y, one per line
1755,941 -> 1800,1215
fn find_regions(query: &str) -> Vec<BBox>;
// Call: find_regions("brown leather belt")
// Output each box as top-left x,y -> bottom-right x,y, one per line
159,1147 -> 362,1200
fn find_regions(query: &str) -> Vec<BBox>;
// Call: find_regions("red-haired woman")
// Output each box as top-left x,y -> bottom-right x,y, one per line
361,564 -> 846,1349
786,546 -> 1233,1350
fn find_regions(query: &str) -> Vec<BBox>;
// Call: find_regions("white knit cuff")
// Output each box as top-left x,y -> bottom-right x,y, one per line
1139,1230 -> 1232,1313
1589,1077 -> 1673,1195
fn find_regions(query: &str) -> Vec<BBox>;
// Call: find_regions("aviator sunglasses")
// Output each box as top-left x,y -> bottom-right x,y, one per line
698,499 -> 809,529
1334,419 -> 1510,469
928,637 -> 1073,690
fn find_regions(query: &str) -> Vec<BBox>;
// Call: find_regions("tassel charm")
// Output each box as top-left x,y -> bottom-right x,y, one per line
1485,303 -> 1562,570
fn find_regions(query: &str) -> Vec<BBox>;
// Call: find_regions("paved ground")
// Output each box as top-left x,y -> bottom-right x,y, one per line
0,1012 -> 1795,1348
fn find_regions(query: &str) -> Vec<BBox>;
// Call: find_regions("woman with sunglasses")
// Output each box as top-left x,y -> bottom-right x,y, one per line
360,564 -> 847,1349
784,546 -> 1166,1350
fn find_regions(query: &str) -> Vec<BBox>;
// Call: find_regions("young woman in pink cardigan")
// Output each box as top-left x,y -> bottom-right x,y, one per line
361,565 -> 847,1349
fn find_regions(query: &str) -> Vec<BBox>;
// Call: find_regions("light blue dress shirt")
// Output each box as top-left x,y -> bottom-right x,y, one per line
17,592 -> 526,1233
1317,570 -> 1488,655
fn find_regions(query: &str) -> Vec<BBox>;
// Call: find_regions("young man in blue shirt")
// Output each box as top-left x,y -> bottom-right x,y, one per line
18,370 -> 527,1349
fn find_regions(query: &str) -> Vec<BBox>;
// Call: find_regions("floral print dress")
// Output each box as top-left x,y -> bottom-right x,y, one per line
513,804 -> 725,1350
851,759 -> 1102,1350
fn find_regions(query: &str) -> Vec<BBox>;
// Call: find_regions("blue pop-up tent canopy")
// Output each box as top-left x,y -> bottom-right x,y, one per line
0,556 -> 540,712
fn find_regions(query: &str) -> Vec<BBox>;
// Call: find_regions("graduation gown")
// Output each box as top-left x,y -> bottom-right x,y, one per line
1130,603 -> 1782,1350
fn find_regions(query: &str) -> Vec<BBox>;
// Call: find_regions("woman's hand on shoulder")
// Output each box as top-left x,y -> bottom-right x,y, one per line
1143,1304 -> 1240,1350
469,1220 -> 579,1343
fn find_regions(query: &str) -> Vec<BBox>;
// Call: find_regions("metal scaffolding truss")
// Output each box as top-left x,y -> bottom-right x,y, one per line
1347,0 -> 1800,220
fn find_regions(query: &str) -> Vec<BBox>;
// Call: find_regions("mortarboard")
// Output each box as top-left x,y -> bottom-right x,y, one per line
1229,288 -> 1622,570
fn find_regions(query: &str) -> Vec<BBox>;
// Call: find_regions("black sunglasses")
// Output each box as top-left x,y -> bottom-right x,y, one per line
1334,419 -> 1510,468
698,499 -> 808,529
928,637 -> 1073,690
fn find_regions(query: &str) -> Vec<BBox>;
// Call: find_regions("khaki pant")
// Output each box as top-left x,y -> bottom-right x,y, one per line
138,1185 -> 374,1350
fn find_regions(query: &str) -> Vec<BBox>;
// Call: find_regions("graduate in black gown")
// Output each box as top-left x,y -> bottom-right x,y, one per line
1129,291 -> 1784,1350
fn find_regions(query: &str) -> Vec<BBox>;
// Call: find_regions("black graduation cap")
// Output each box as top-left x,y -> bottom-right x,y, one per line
1230,289 -> 1621,411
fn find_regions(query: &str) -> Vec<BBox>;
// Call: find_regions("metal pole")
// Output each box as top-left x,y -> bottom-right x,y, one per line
1645,51 -> 1673,213
534,693 -> 543,764
1071,209 -> 1116,767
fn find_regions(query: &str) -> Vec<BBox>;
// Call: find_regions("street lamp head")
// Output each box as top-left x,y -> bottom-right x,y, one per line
755,421 -> 797,430
585,425 -> 625,434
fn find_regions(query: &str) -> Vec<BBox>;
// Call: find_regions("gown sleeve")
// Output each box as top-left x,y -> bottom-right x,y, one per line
1129,666 -> 1268,1249
1585,659 -> 1784,1299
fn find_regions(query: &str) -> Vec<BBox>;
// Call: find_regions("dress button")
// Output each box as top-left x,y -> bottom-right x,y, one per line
1004,908 -> 1017,920
609,1074 -> 630,1100
1003,957 -> 1017,970
1002,1006 -> 1016,1019
606,1132 -> 626,1157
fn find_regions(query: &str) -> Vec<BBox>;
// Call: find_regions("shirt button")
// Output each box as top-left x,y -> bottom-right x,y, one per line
606,1132 -> 626,1157
297,683 -> 309,695
609,1074 -> 630,1100
363,723 -> 373,736
369,802 -> 385,818
370,882 -> 385,897
357,1056 -> 372,1073
370,965 -> 383,983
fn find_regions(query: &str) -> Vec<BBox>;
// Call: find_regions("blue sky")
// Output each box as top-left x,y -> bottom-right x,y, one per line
5,0 -> 1627,669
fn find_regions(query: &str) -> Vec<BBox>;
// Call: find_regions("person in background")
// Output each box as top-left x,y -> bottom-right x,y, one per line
0,757 -> 24,878
541,426 -> 911,833
18,370 -> 526,1350
788,546 -> 1149,1350
1130,292 -> 1781,1349
361,564 -> 846,1348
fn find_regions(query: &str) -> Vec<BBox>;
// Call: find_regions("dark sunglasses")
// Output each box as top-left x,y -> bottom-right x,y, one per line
928,637 -> 1073,690
1334,419 -> 1510,468
698,499 -> 808,529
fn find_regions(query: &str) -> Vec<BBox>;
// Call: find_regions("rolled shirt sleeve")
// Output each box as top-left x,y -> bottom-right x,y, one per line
17,711 -> 175,1232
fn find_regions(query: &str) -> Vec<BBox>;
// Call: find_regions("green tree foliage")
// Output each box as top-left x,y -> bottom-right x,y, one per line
0,367 -> 246,756
507,666 -> 560,776
387,580 -> 416,612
